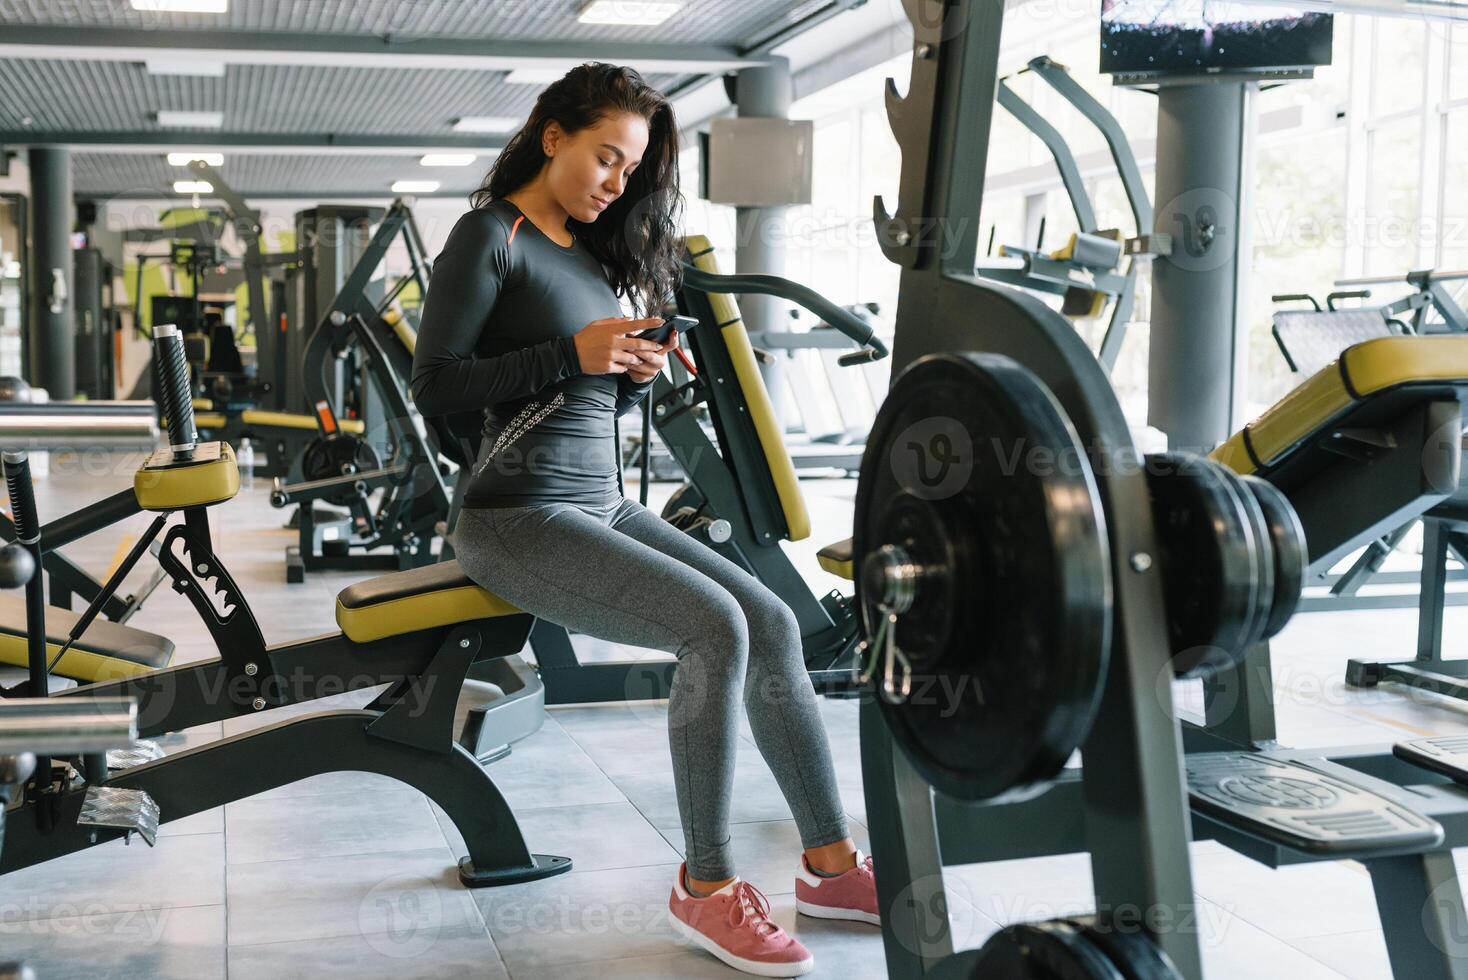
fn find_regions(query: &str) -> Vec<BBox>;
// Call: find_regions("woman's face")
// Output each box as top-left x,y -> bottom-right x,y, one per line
543,111 -> 650,224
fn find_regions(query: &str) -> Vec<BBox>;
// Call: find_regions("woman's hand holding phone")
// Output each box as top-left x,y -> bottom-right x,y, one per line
572,316 -> 668,375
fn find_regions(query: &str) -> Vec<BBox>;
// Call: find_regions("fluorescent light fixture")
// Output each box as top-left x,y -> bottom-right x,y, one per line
156,110 -> 224,128
145,59 -> 227,77
131,0 -> 229,11
451,116 -> 519,133
167,152 -> 224,167
173,180 -> 213,193
578,0 -> 682,24
420,153 -> 477,167
392,180 -> 440,193
505,67 -> 570,85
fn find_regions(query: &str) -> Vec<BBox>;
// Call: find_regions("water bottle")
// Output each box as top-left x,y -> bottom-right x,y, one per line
238,437 -> 256,490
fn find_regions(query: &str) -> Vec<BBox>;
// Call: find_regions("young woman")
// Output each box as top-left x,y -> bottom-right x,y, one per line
410,63 -> 877,977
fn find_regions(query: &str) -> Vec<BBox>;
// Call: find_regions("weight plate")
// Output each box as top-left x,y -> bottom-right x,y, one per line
854,352 -> 1112,803
1215,464 -> 1276,649
1068,917 -> 1183,980
301,434 -> 382,507
971,921 -> 1126,979
1143,452 -> 1264,676
1237,474 -> 1307,639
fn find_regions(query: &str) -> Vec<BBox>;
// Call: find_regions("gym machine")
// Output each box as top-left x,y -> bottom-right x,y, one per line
845,2 -> 1468,977
0,328 -> 566,886
979,55 -> 1169,373
270,200 -> 447,582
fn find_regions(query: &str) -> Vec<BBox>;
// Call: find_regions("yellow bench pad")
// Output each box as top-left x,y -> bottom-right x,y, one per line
817,537 -> 854,581
335,560 -> 522,644
0,596 -> 173,682
1213,336 -> 1468,475
134,441 -> 240,511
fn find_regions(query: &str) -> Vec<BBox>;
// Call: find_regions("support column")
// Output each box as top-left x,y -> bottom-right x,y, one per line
27,147 -> 74,400
734,57 -> 793,421
1147,81 -> 1255,452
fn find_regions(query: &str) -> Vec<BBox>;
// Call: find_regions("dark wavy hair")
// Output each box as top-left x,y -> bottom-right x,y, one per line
470,63 -> 684,316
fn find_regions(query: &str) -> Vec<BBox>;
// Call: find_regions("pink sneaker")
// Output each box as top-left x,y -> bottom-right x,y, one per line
794,850 -> 880,925
668,863 -> 815,977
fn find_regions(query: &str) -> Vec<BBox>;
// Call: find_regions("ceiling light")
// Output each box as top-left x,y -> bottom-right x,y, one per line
167,152 -> 224,167
131,0 -> 229,12
173,180 -> 213,193
392,180 -> 440,193
452,116 -> 519,133
145,59 -> 227,77
505,67 -> 570,85
156,110 -> 224,128
420,153 -> 477,167
577,1 -> 682,24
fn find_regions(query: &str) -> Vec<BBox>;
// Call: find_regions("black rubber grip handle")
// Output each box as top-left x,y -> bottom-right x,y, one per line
2,451 -> 39,544
153,324 -> 197,458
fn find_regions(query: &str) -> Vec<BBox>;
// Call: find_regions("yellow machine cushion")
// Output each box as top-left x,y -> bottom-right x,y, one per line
193,412 -> 229,429
384,308 -> 418,355
0,596 -> 173,682
134,441 -> 241,511
817,537 -> 854,581
335,560 -> 522,644
683,236 -> 812,543
1212,336 -> 1468,475
191,397 -> 214,411
240,409 -> 365,436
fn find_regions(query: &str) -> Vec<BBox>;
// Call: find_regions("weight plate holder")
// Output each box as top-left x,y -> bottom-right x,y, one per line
853,351 -> 1113,803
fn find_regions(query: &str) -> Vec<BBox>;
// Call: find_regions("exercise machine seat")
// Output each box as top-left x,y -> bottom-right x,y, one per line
817,537 -> 855,580
0,596 -> 173,681
134,441 -> 240,511
239,409 -> 366,436
683,236 -> 812,542
1271,308 -> 1396,377
1213,336 -> 1468,476
193,412 -> 230,429
335,560 -> 522,644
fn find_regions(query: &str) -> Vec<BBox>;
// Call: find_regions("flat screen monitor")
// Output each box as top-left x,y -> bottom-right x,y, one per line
1100,1 -> 1333,78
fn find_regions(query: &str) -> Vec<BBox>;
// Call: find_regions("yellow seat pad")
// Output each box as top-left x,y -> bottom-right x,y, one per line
817,537 -> 854,581
134,441 -> 240,511
0,596 -> 172,681
1212,336 -> 1468,475
335,560 -> 522,644
240,409 -> 365,436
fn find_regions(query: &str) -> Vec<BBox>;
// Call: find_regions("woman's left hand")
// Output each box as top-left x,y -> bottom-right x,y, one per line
626,331 -> 680,383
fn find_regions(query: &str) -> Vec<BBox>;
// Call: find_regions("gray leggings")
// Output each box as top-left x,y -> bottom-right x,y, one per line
453,495 -> 850,880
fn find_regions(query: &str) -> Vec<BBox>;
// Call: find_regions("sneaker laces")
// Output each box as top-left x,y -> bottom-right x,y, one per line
728,880 -> 780,936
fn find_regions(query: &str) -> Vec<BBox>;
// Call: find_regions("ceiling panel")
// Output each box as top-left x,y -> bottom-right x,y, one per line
0,0 -> 832,46
73,152 -> 489,197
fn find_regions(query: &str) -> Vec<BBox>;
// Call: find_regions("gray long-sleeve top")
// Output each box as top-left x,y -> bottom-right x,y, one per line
411,199 -> 656,508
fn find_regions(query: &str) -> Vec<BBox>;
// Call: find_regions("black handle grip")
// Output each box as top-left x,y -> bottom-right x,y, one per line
2,451 -> 39,544
153,324 -> 197,459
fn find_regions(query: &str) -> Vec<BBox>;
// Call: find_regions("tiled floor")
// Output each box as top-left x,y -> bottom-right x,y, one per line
0,451 -> 1466,977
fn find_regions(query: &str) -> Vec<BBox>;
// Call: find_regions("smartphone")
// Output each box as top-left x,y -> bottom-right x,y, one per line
636,315 -> 698,345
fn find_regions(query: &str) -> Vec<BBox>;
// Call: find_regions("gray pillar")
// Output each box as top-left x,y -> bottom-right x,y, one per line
27,147 -> 75,400
734,57 -> 793,421
1147,82 -> 1255,453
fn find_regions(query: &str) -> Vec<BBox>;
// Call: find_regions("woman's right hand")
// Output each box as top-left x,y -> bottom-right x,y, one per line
572,317 -> 666,375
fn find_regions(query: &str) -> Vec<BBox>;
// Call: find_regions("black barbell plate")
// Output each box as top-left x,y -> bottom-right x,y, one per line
970,921 -> 1127,979
1067,916 -> 1184,980
854,351 -> 1112,803
1143,452 -> 1265,676
1213,462 -> 1276,652
300,434 -> 383,507
1237,474 -> 1307,640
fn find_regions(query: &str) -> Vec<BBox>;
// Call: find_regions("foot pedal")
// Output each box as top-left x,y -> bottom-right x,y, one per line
77,786 -> 160,846
1394,736 -> 1468,785
107,740 -> 164,771
285,545 -> 305,584
1187,753 -> 1443,857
